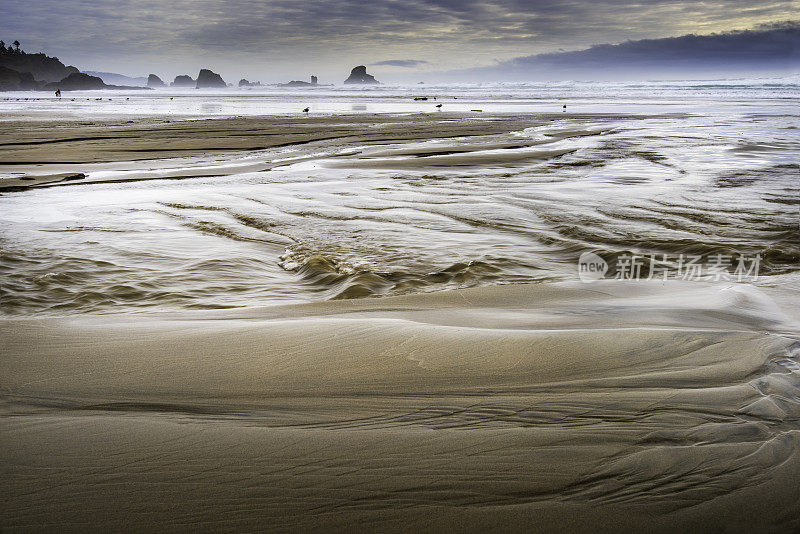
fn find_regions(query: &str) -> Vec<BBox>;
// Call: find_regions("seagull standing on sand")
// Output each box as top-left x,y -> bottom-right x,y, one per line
436,104 -> 442,109
303,107 -> 309,113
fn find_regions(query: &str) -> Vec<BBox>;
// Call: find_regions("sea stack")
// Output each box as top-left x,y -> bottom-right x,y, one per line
343,65 -> 379,84
171,75 -> 195,87
147,74 -> 165,88
195,69 -> 226,88
43,72 -> 106,91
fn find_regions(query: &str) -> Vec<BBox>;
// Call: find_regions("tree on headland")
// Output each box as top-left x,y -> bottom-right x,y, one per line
13,40 -> 20,52
0,41 -> 5,52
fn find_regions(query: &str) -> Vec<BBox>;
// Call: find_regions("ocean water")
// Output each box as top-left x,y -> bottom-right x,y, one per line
0,79 -> 798,315
1,77 -> 800,119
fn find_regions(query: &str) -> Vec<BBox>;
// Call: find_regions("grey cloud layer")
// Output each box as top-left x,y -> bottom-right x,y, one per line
373,59 -> 430,67
1,0 -> 796,76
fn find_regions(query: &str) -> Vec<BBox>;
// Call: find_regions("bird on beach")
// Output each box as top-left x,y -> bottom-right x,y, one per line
303,107 -> 309,113
563,104 -> 567,112
435,104 -> 442,109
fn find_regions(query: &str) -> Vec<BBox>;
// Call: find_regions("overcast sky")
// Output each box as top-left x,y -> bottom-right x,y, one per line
2,0 -> 797,82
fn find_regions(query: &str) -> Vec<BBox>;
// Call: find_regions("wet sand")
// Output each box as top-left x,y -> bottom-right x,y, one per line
0,113 -> 637,191
3,281 -> 800,532
2,103 -> 799,532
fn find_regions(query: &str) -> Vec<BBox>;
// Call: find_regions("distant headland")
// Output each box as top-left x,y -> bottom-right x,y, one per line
0,41 -> 147,91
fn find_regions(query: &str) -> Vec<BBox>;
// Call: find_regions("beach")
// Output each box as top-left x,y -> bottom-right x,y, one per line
4,281 -> 800,532
1,82 -> 799,532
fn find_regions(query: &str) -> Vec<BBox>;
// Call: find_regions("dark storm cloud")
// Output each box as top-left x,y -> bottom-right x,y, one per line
0,0 -> 796,76
373,60 -> 430,67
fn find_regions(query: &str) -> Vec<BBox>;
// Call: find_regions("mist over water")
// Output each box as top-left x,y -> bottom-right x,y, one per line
0,79 -> 798,315
2,77 -> 799,119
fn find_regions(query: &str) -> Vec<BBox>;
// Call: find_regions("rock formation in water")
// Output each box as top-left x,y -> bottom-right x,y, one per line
195,69 -> 226,88
238,79 -> 262,87
171,75 -> 195,87
147,74 -> 166,88
279,75 -> 324,87
41,72 -> 149,91
44,72 -> 107,90
343,66 -> 378,84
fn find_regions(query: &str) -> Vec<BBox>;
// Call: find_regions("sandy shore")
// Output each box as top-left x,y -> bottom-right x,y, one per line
2,105 -> 798,531
3,280 -> 800,532
0,113 -> 636,191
